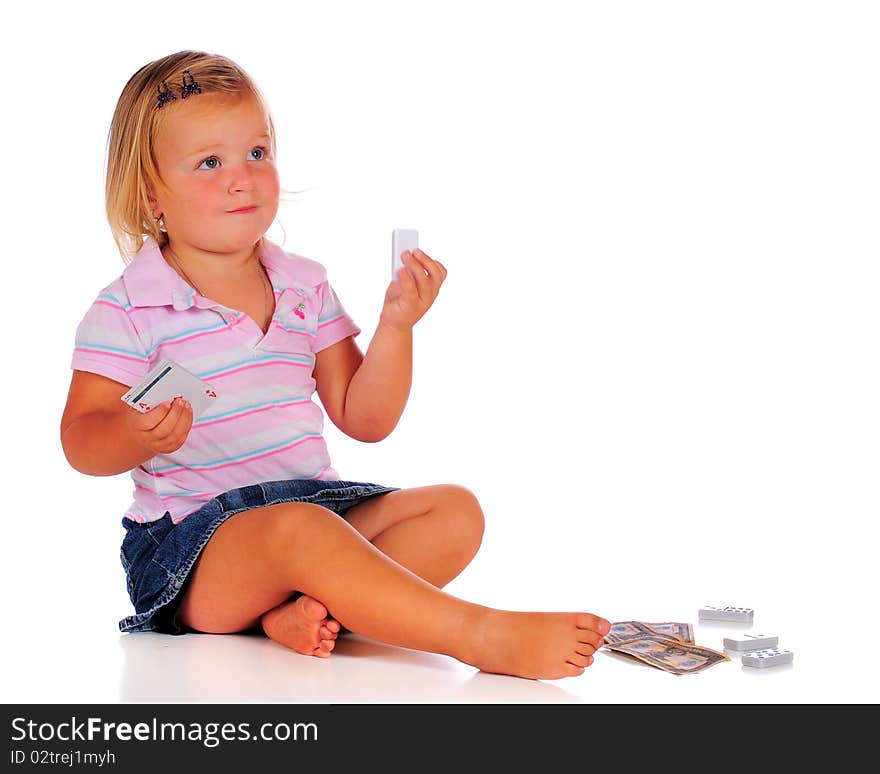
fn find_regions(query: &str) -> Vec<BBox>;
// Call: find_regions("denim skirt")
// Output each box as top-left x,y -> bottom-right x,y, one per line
118,478 -> 399,635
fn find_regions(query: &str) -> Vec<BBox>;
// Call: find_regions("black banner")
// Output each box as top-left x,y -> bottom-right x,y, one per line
1,703 -> 863,768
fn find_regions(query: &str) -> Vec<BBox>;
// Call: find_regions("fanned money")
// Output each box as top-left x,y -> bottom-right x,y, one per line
603,621 -> 729,675
605,621 -> 695,645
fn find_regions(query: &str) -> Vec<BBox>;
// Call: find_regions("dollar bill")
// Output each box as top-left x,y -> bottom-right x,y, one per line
603,621 -> 729,675
605,621 -> 695,645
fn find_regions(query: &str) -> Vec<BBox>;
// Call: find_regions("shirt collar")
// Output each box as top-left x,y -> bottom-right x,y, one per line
122,235 -> 314,309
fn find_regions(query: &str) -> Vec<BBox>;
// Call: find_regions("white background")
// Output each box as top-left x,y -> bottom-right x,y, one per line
1,0 -> 877,704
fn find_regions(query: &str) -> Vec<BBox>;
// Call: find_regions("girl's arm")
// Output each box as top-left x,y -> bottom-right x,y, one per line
314,324 -> 411,443
61,370 -> 193,475
315,249 -> 446,443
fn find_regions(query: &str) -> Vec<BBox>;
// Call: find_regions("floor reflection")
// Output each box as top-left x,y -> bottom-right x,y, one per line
118,631 -> 578,703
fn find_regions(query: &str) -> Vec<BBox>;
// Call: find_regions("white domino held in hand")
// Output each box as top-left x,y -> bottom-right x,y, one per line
724,634 -> 779,651
742,648 -> 793,668
392,228 -> 419,280
699,605 -> 754,622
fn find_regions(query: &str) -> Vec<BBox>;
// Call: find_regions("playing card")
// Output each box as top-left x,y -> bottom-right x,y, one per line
121,359 -> 219,417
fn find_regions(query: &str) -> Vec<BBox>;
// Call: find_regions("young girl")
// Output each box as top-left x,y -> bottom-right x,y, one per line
60,49 -> 610,681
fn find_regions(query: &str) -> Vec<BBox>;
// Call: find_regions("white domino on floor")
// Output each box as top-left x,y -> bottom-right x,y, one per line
723,634 -> 779,651
742,649 -> 793,668
699,605 -> 754,622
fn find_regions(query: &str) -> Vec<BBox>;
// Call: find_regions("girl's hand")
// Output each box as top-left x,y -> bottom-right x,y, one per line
125,396 -> 194,455
381,249 -> 447,331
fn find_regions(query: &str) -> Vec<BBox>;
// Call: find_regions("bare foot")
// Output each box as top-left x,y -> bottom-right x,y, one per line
260,594 -> 342,658
462,609 -> 611,680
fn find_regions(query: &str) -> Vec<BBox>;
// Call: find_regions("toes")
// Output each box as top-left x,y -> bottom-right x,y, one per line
575,613 -> 611,637
325,619 -> 341,634
319,638 -> 336,653
298,595 -> 329,622
567,651 -> 594,668
577,631 -> 606,650
562,662 -> 586,677
574,643 -> 597,658
566,655 -> 593,672
319,625 -> 338,640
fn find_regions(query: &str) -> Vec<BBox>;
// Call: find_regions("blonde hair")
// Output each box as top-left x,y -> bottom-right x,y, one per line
105,50 -> 288,263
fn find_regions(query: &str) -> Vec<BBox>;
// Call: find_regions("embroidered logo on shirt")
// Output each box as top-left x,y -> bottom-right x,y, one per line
293,302 -> 306,320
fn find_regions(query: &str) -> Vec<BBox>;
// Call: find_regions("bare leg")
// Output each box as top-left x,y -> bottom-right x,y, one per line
346,484 -> 486,587
260,485 -> 484,653
177,499 -> 609,680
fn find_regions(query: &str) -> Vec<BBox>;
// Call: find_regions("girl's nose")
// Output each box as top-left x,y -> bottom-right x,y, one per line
227,163 -> 255,193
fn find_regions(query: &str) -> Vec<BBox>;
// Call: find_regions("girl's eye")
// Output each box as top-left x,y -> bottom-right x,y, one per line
197,147 -> 268,170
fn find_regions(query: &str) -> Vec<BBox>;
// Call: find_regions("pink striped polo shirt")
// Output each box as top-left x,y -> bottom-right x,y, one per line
71,235 -> 361,524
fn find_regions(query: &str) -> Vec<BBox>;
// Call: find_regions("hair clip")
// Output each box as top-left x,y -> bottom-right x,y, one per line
180,70 -> 202,99
156,80 -> 177,109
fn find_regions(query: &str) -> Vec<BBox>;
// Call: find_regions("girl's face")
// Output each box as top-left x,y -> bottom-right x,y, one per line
148,92 -> 280,254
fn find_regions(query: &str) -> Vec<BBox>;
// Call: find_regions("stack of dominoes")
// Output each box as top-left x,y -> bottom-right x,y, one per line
699,605 -> 794,669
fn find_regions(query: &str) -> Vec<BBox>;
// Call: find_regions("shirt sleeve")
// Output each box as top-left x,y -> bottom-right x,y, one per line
70,289 -> 150,386
311,280 -> 361,353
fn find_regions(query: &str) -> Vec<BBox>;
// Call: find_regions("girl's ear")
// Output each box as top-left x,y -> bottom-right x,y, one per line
146,182 -> 162,219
